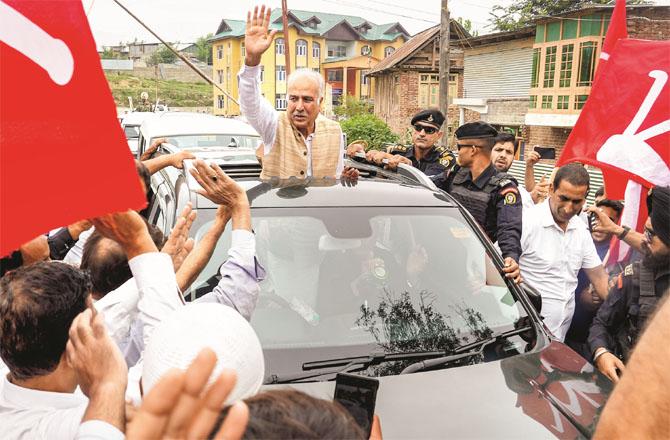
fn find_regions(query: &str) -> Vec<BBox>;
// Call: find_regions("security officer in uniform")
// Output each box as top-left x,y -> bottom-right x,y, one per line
588,186 -> 670,384
346,109 -> 455,176
433,121 -> 522,283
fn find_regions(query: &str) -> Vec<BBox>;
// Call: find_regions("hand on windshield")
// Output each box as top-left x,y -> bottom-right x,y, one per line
190,160 -> 249,211
168,150 -> 196,169
244,5 -> 277,66
385,155 -> 411,171
141,137 -> 167,161
502,257 -> 522,284
365,150 -> 387,165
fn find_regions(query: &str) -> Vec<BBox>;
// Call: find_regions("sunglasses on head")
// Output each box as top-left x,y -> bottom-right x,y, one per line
413,124 -> 438,135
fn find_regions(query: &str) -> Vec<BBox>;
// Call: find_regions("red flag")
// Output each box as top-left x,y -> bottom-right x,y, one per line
557,39 -> 670,198
593,0 -> 628,83
0,1 -> 145,256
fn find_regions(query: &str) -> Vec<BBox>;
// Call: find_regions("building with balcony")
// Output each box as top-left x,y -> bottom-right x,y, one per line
209,9 -> 410,116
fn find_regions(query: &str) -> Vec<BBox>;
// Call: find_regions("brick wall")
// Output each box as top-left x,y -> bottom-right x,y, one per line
627,7 -> 670,40
525,126 -> 571,164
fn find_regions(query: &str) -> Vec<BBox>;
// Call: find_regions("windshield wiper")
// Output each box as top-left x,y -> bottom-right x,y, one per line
266,350 -> 445,384
400,325 -> 532,375
266,325 -> 533,384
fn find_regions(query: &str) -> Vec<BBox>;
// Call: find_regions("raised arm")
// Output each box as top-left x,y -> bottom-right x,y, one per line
239,5 -> 279,147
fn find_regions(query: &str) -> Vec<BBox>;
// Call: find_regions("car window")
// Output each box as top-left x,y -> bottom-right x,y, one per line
165,134 -> 260,151
189,207 -> 531,379
124,125 -> 140,139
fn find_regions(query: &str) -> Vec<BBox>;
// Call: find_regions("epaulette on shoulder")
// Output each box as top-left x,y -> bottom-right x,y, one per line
387,144 -> 408,154
493,172 -> 518,188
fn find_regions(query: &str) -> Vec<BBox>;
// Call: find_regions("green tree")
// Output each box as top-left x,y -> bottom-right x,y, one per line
333,96 -> 373,118
101,47 -> 119,59
195,33 -> 214,64
148,44 -> 178,65
340,114 -> 398,150
489,0 -> 648,32
456,17 -> 479,37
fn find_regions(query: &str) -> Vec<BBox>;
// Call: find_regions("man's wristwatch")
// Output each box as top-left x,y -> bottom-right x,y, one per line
617,225 -> 631,240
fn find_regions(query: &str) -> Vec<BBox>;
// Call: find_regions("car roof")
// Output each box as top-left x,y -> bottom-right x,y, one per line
193,178 -> 456,209
121,112 -> 156,126
140,112 -> 259,139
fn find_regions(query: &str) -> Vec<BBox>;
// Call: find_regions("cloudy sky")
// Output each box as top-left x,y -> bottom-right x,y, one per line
85,0 -> 512,47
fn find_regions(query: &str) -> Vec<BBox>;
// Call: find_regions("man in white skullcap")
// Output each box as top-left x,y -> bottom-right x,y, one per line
126,303 -> 264,405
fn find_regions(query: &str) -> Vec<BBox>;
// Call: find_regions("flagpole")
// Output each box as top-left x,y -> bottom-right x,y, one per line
111,0 -> 239,105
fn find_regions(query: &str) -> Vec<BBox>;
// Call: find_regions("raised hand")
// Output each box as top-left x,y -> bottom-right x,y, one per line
189,160 -> 249,213
141,137 -> 168,161
92,210 -> 156,259
161,203 -> 197,271
245,5 -> 278,66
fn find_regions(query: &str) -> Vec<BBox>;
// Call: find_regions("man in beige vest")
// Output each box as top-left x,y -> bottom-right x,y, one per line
239,5 -> 356,180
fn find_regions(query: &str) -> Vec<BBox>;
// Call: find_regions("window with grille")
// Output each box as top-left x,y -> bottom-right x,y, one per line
312,42 -> 320,58
276,65 -> 286,81
541,95 -> 553,109
384,46 -> 395,58
574,94 -> 588,110
577,41 -> 597,86
275,38 -> 285,55
296,40 -> 307,56
543,46 -> 557,88
559,44 -> 574,87
217,45 -> 223,59
531,48 -> 540,88
217,69 -> 223,84
217,95 -> 224,109
275,94 -> 287,110
529,95 -> 537,109
557,95 -> 569,110
327,45 -> 347,57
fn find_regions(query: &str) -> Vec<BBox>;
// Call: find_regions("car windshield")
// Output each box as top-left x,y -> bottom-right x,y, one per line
189,207 -> 531,379
124,125 -> 140,139
165,134 -> 260,151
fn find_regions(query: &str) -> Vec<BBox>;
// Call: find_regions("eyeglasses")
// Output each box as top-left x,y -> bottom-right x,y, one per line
412,124 -> 438,135
456,143 -> 478,150
644,227 -> 657,242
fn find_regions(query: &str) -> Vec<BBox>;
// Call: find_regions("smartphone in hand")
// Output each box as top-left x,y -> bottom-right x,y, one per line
534,146 -> 556,160
334,373 -> 379,437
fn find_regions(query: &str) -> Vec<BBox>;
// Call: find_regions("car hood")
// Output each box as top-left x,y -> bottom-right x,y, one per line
261,342 -> 612,439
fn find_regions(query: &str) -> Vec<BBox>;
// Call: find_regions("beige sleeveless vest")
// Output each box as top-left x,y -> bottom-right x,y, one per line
260,112 -> 342,179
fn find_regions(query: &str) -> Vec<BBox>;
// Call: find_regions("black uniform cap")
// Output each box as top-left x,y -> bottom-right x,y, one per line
455,121 -> 498,140
411,109 -> 445,129
648,186 -> 670,247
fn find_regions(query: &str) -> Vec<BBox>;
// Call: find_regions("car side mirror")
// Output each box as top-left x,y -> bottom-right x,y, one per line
521,283 -> 542,314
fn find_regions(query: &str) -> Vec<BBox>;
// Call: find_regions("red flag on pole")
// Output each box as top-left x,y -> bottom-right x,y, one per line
557,38 -> 670,263
0,0 -> 146,256
593,0 -> 628,83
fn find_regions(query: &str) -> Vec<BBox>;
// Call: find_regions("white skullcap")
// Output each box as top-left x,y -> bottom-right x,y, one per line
141,303 -> 265,404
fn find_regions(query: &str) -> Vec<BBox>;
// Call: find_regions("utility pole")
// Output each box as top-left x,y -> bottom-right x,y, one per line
281,0 -> 291,75
439,0 -> 450,146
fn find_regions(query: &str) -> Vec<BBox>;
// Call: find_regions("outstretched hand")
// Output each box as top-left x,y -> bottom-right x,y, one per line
161,203 -> 196,271
92,210 -> 155,259
245,5 -> 278,66
189,160 -> 249,213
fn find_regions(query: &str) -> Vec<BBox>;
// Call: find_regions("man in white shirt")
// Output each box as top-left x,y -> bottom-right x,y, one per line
239,6 -> 358,180
519,163 -> 609,341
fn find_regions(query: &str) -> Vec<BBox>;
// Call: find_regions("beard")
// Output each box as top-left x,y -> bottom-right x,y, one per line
643,250 -> 670,272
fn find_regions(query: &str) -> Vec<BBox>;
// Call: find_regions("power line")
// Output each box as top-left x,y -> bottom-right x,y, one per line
318,0 -> 439,24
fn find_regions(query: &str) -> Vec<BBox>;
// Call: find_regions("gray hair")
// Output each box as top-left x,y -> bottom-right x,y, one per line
287,68 -> 325,101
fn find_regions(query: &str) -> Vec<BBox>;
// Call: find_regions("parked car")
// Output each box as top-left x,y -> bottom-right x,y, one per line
147,158 -> 613,438
120,111 -> 156,156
